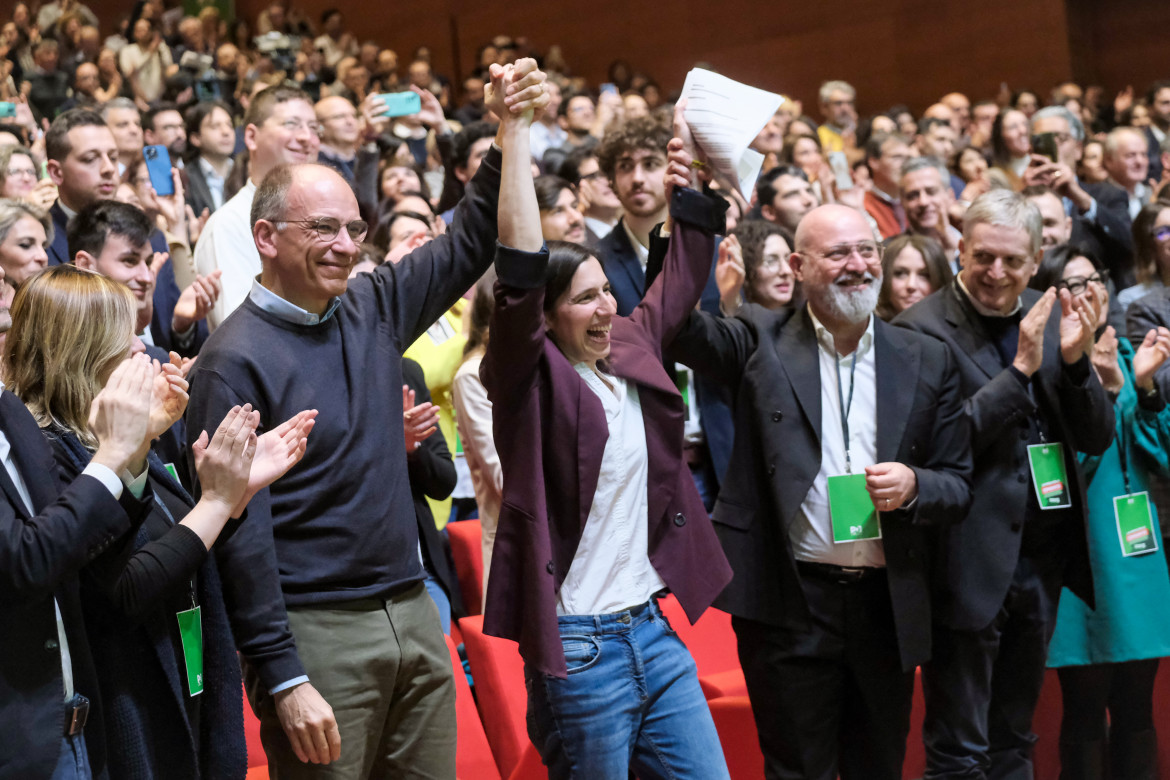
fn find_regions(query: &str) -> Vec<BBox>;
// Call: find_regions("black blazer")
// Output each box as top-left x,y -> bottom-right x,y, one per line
894,282 -> 1115,631
672,306 -> 973,670
46,201 -> 70,267
1076,179 -> 1136,290
0,391 -> 151,779
182,159 -> 218,219
402,358 -> 467,619
48,433 -> 246,780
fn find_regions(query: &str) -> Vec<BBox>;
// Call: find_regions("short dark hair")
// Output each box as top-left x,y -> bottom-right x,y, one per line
46,108 -> 107,163
917,116 -> 951,136
557,145 -> 597,185
864,132 -> 906,163
558,90 -> 593,120
67,199 -> 154,261
320,8 -> 342,24
244,85 -> 312,130
184,99 -> 234,141
1030,243 -> 1102,292
596,115 -> 672,181
755,165 -> 808,209
1145,80 -> 1170,107
534,175 -> 574,212
143,102 -> 181,134
450,120 -> 498,170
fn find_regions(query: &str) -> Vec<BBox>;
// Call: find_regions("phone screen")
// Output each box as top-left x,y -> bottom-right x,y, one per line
1031,132 -> 1059,163
143,145 -> 175,196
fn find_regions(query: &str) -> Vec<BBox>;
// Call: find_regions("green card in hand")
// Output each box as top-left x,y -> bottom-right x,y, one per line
827,473 -> 881,543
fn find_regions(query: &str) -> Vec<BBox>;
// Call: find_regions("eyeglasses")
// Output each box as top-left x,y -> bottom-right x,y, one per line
5,166 -> 36,178
760,254 -> 791,270
278,217 -> 369,243
579,170 -> 605,182
1058,270 -> 1108,296
807,242 -> 882,263
276,118 -> 323,135
1154,226 -> 1170,243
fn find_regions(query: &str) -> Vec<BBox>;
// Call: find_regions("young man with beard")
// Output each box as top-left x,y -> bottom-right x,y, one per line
594,115 -> 674,313
669,203 -> 973,779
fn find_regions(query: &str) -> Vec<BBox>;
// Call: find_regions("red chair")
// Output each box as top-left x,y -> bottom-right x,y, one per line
708,696 -> 765,779
459,615 -> 531,778
506,743 -> 548,780
904,667 -> 926,780
445,633 -> 502,779
242,686 -> 265,769
658,595 -> 747,698
448,519 -> 484,616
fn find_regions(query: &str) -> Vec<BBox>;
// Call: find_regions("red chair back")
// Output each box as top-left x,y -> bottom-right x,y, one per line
459,615 -> 531,778
708,696 -> 765,779
445,633 -> 501,780
448,519 -> 485,616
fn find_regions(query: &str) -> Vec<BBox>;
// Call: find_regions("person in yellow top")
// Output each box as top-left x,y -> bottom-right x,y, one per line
404,297 -> 468,528
817,80 -> 859,155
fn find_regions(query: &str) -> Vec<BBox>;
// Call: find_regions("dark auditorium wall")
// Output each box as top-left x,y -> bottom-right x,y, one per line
86,0 -> 1168,116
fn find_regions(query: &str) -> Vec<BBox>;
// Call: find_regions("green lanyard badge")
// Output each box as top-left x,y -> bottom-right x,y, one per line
1114,492 -> 1159,557
1026,443 -> 1072,510
176,606 -> 204,696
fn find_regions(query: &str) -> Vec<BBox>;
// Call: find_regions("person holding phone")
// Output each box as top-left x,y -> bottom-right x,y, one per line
118,17 -> 173,108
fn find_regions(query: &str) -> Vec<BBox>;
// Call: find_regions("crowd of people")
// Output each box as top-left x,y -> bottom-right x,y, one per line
3,1 -> 1170,779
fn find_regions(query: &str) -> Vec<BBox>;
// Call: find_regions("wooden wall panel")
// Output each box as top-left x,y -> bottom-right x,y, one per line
77,0 -> 1166,118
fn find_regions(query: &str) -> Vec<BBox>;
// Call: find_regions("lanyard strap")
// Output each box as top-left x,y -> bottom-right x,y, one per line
1116,411 -> 1132,495
834,350 -> 858,473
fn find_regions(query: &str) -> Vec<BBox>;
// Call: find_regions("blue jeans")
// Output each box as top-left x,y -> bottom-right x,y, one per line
51,733 -> 91,780
524,598 -> 730,780
423,574 -> 451,635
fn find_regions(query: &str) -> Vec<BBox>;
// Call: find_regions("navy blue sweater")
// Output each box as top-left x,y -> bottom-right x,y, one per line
184,145 -> 503,690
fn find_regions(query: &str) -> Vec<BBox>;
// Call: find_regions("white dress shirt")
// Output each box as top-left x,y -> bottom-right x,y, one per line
557,365 -> 666,616
791,310 -> 886,568
194,179 -> 259,330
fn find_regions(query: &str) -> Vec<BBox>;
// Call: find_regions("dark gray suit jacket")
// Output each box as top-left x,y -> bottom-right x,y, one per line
894,282 -> 1114,631
672,306 -> 973,670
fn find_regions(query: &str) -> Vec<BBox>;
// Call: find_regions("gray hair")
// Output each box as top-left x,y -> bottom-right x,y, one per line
101,97 -> 139,119
901,156 -> 950,185
250,163 -> 295,228
819,80 -> 856,105
1031,105 -> 1084,143
0,197 -> 53,248
963,189 -> 1042,255
1104,125 -> 1147,158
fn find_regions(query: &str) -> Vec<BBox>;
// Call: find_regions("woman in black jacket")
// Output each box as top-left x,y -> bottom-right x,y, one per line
4,265 -> 314,779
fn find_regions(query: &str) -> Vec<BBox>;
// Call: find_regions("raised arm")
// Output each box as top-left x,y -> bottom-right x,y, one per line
371,59 -> 549,351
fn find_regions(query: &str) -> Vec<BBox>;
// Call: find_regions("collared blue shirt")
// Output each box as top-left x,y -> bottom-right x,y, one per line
247,278 -> 341,326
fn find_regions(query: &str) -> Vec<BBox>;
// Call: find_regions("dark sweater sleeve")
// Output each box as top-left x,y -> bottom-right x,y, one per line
187,367 -> 306,691
366,144 -> 502,353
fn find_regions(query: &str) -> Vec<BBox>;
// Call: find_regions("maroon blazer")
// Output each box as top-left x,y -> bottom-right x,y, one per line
481,191 -> 733,677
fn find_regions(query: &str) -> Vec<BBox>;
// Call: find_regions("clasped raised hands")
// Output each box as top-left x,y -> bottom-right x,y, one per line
484,58 -> 548,126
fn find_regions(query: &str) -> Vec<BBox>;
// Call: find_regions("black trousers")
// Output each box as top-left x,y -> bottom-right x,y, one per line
733,568 -> 914,780
923,550 -> 1065,780
1057,659 -> 1160,742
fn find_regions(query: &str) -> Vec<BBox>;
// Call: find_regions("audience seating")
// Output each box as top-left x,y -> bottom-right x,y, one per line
447,519 -> 485,616
708,696 -> 765,779
657,594 -> 747,699
459,614 -> 532,778
445,633 -> 502,779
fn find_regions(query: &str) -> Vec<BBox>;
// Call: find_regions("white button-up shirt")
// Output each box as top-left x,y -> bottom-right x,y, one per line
194,179 -> 258,330
791,310 -> 886,568
556,365 -> 666,615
